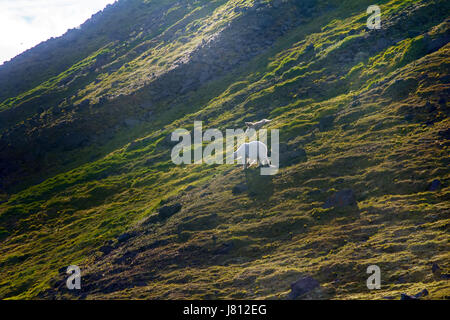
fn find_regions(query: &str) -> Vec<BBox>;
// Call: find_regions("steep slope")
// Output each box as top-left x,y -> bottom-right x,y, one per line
0,0 -> 449,299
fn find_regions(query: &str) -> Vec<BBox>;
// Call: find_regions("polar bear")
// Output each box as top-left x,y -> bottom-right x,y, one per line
232,141 -> 271,169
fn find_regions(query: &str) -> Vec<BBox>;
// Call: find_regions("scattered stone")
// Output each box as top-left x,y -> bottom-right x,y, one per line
400,289 -> 428,300
414,289 -> 429,299
99,245 -> 113,255
117,232 -> 134,243
288,275 -> 320,299
323,189 -> 357,208
429,179 -> 441,191
432,262 -> 441,275
158,203 -> 182,219
400,293 -> 415,300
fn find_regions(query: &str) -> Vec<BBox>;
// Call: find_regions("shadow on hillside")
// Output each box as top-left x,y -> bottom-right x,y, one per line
245,168 -> 274,202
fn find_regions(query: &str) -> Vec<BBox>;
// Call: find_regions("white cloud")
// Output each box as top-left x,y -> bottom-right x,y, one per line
0,0 -> 117,65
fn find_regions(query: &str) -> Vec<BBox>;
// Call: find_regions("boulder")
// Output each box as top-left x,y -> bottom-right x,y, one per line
400,289 -> 428,300
99,245 -> 113,255
414,289 -> 429,299
323,189 -> 357,208
117,232 -> 135,243
400,293 -> 416,300
288,275 -> 320,299
432,262 -> 441,275
429,179 -> 441,191
58,266 -> 69,274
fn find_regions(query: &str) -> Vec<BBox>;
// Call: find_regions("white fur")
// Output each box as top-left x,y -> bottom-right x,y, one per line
233,141 -> 270,169
245,119 -> 272,133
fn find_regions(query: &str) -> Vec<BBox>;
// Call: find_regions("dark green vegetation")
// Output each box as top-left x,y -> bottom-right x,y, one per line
0,0 -> 449,299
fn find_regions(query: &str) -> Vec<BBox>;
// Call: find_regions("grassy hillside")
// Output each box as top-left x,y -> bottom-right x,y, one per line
0,0 -> 449,299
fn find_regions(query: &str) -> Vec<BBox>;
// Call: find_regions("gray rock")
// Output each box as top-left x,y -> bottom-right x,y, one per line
414,289 -> 429,298
288,275 -> 320,299
117,232 -> 134,243
432,262 -> 441,274
400,289 -> 428,300
429,179 -> 441,191
400,293 -> 416,300
323,189 -> 357,208
99,245 -> 113,255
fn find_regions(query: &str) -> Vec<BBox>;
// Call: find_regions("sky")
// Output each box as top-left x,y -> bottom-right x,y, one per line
0,0 -> 117,65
